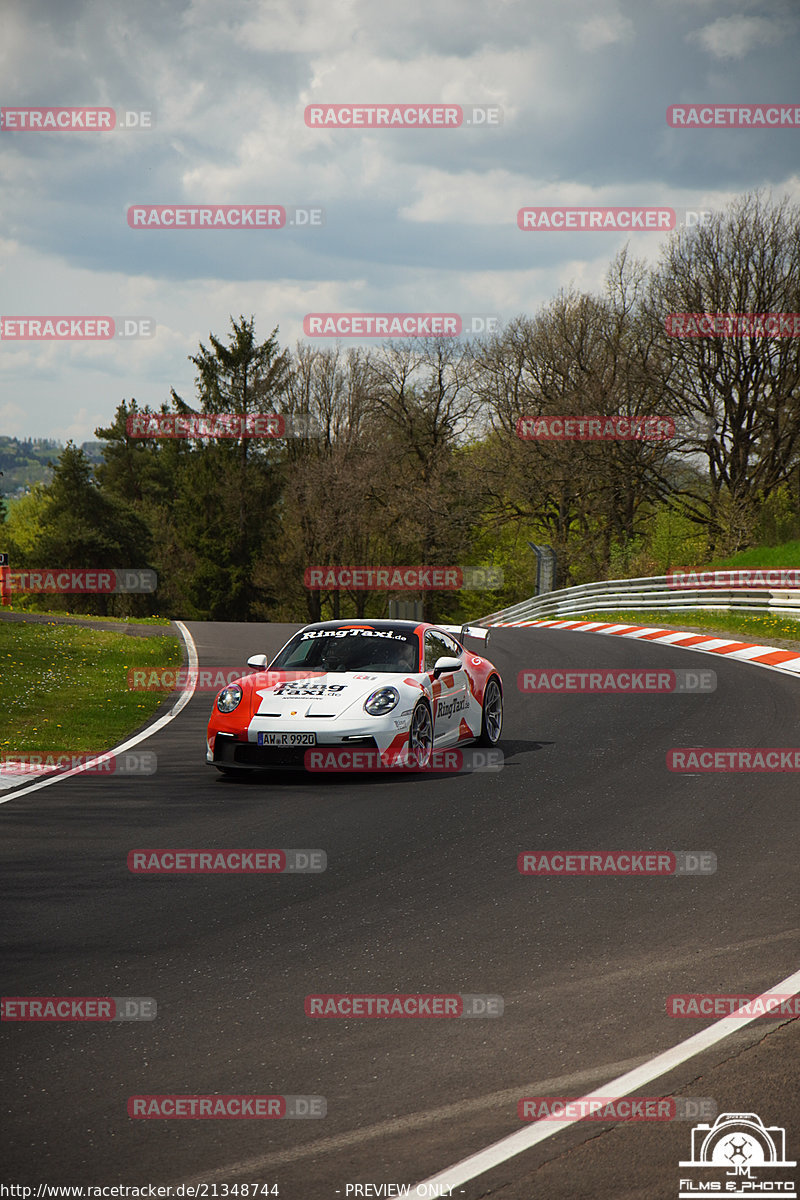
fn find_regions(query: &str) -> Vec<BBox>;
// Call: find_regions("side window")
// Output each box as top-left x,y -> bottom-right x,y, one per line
441,634 -> 463,659
424,633 -> 452,672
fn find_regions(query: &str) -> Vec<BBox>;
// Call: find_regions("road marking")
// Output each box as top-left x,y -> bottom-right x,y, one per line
414,965 -> 800,1191
0,621 -> 198,805
176,1053 -> 652,1182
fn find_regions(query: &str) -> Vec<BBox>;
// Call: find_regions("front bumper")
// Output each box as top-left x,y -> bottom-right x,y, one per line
209,732 -> 381,771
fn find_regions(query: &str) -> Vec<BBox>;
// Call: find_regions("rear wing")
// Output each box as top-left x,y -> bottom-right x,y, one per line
435,624 -> 490,648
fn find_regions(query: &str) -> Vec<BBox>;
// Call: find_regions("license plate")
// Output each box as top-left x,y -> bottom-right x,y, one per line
258,732 -> 317,746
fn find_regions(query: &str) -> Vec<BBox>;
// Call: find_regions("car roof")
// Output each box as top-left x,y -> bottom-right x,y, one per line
300,619 -> 425,632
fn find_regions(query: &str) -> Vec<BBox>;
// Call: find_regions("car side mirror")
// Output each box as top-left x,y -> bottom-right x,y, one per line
247,654 -> 268,670
432,656 -> 462,678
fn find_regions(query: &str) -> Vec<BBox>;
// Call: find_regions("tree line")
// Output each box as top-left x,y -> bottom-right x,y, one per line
2,191 -> 800,621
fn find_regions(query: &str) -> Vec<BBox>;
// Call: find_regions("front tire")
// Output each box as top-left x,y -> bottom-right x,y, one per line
407,700 -> 433,768
476,676 -> 503,746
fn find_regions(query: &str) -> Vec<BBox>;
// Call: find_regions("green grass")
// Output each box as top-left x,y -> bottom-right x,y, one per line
0,622 -> 182,757
710,541 -> 800,568
573,609 -> 800,644
1,604 -> 171,626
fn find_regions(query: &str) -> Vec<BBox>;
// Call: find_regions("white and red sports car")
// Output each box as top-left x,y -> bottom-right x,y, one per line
206,619 -> 502,774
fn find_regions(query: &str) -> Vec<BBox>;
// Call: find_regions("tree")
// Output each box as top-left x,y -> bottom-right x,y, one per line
169,317 -> 291,619
279,344 -> 384,620
470,275 -> 677,584
365,338 -> 484,619
27,443 -> 152,615
646,191 -> 800,554
1,486 -> 47,558
95,399 -> 196,616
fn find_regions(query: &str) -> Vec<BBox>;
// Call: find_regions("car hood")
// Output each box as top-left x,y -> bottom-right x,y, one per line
245,671 -> 412,719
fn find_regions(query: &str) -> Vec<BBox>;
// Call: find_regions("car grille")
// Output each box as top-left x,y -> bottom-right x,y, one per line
213,737 -> 379,770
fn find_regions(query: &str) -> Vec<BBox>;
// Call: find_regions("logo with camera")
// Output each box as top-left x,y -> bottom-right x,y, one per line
679,1112 -> 796,1196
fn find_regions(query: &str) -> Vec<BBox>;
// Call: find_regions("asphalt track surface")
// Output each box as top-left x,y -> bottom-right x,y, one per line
1,620 -> 798,1197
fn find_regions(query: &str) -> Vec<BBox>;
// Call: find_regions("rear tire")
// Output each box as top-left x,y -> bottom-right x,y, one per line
476,676 -> 503,746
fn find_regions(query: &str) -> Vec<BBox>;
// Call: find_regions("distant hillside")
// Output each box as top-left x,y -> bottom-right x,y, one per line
0,437 -> 104,496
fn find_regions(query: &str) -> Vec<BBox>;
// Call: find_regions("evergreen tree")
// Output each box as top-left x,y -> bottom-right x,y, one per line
170,317 -> 291,619
28,443 -> 153,614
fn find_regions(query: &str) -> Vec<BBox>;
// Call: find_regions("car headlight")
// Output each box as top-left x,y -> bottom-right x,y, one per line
364,686 -> 400,716
217,684 -> 242,714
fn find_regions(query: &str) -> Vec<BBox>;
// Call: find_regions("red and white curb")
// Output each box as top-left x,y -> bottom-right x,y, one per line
0,761 -> 54,791
491,618 -> 800,677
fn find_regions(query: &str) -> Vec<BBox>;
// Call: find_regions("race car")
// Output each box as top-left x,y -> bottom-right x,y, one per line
206,618 -> 503,774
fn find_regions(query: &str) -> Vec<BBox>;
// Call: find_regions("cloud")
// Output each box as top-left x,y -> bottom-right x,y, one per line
51,407 -> 111,444
690,15 -> 785,60
575,12 -> 635,51
0,401 -> 27,435
0,0 -> 798,438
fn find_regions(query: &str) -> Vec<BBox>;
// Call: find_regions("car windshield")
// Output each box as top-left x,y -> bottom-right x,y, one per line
269,628 -> 420,674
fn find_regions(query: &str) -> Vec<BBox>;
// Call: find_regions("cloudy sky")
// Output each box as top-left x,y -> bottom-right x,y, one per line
1,0 -> 798,441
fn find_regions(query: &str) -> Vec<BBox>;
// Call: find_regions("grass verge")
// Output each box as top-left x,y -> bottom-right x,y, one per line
710,541 -> 800,568
1,604 -> 171,626
1,621 -> 183,757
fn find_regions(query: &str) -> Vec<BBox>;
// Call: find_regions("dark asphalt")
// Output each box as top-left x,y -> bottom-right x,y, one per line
1,620 -> 798,1197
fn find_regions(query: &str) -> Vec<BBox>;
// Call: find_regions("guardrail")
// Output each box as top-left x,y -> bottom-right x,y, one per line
479,573 -> 800,626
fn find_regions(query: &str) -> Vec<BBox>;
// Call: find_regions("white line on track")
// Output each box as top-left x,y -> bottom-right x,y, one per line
0,620 -> 198,805
414,965 -> 800,1191
178,1055 -> 651,1184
